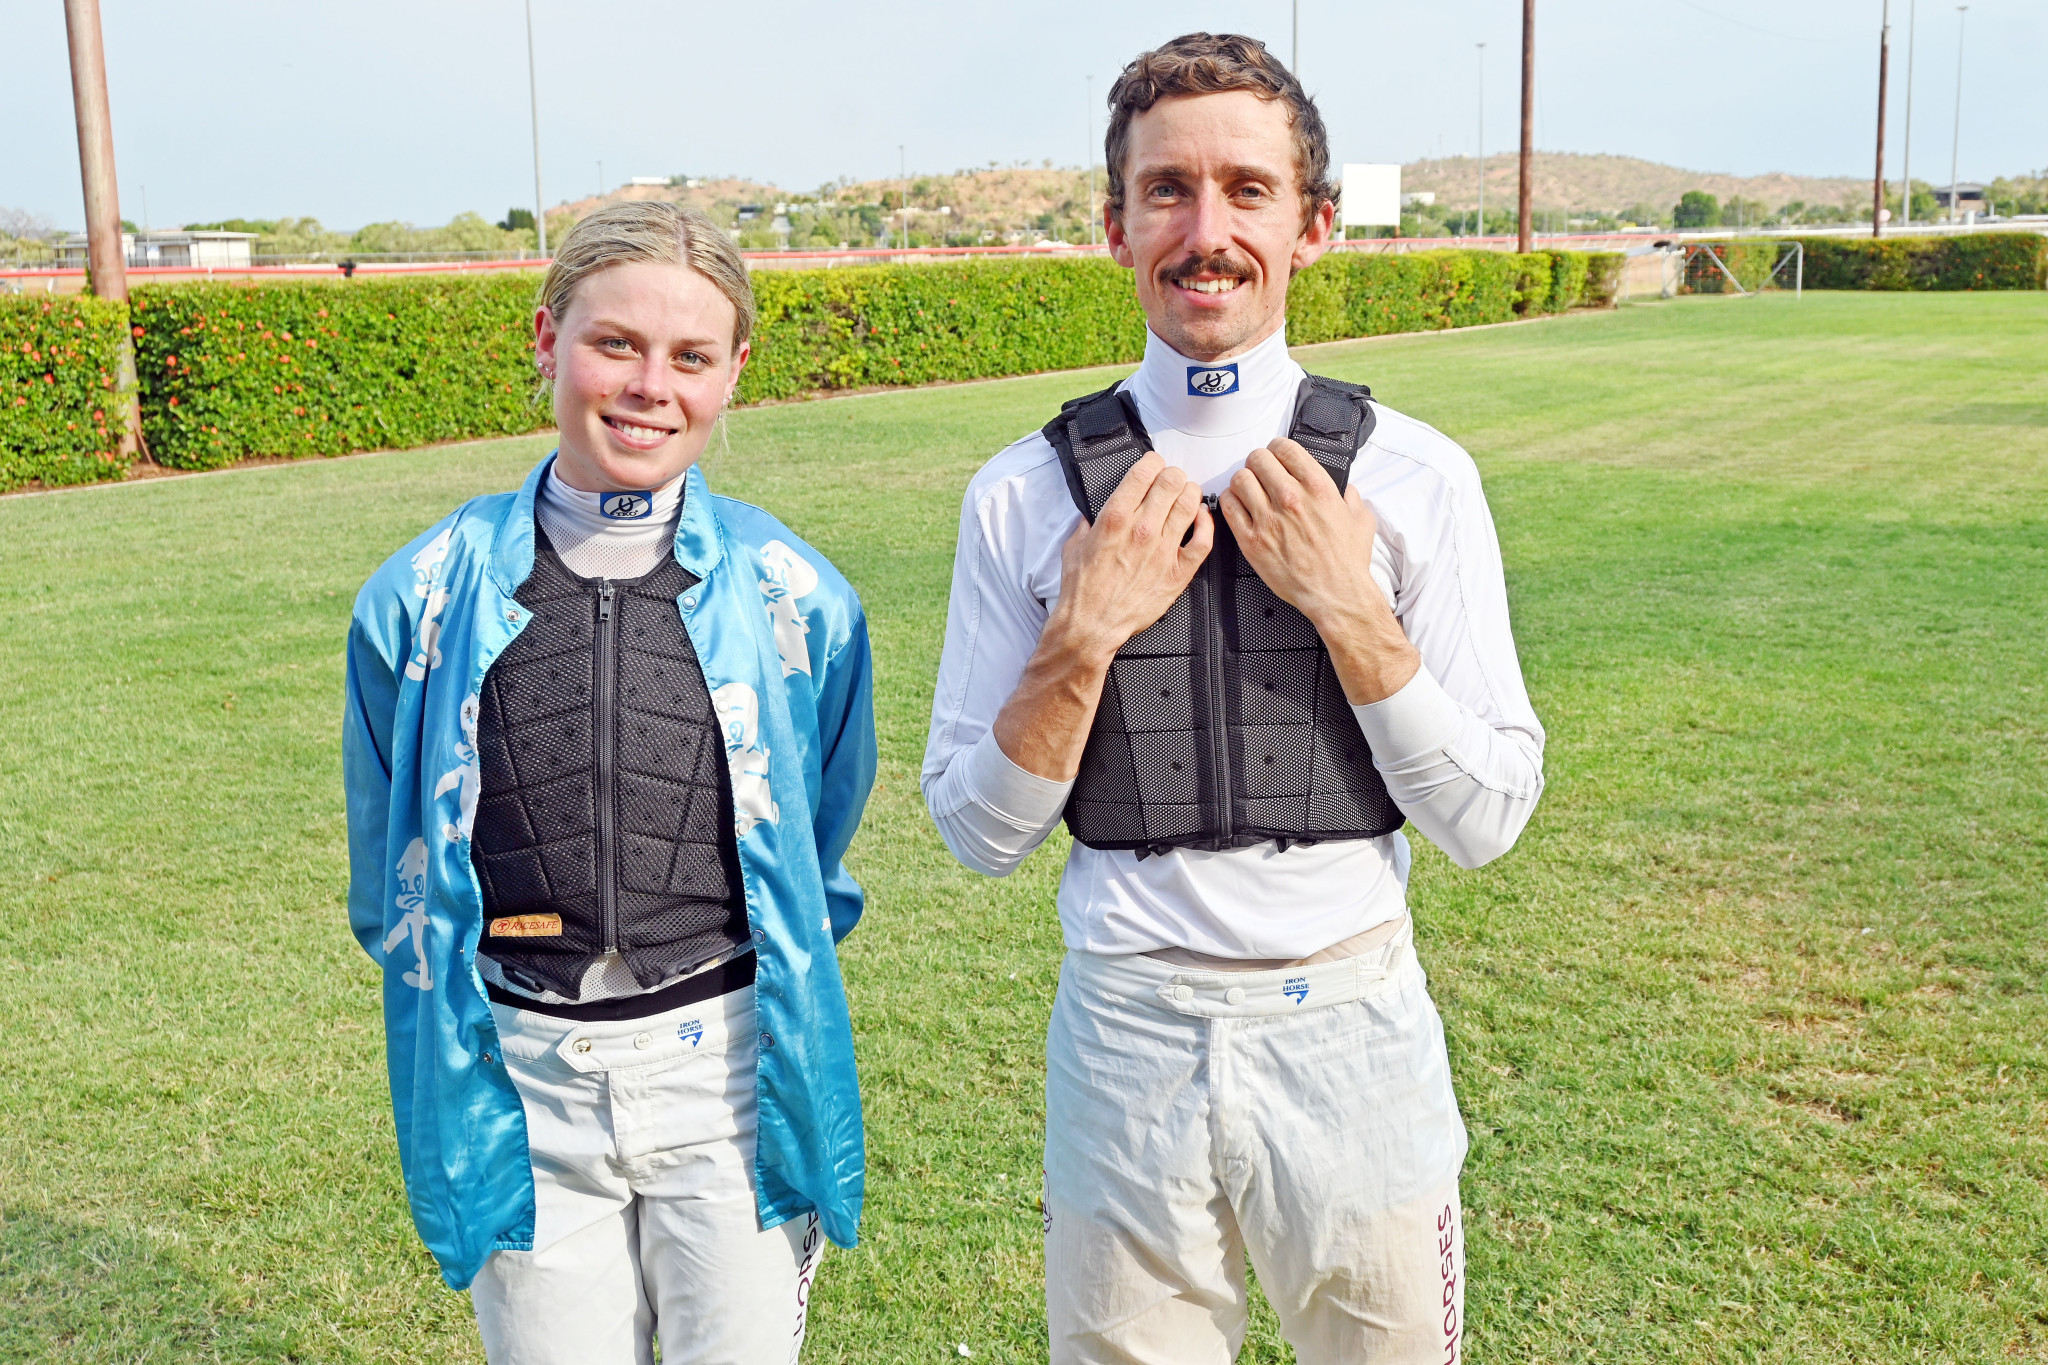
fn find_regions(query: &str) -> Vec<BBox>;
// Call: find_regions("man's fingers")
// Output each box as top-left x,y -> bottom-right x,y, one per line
1127,462 -> 1193,543
1227,463 -> 1275,525
1096,451 -> 1166,526
1177,501 -> 1216,571
1265,437 -> 1339,493
1160,477 -> 1205,545
1216,485 -> 1253,543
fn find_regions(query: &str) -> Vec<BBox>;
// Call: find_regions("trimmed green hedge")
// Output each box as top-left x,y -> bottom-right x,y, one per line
3,248 -> 1622,490
1792,232 -> 2046,291
131,275 -> 546,471
1,296 -> 131,490
742,257 -> 1147,402
1682,232 -> 2047,293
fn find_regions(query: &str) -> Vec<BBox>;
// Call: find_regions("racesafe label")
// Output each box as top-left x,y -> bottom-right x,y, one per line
599,491 -> 654,520
1186,364 -> 1240,397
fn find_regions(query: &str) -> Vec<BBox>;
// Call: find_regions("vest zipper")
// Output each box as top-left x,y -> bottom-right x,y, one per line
1201,495 -> 1234,843
595,580 -> 618,953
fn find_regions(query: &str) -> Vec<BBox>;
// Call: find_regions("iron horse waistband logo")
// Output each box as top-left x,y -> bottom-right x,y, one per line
1282,976 -> 1310,1004
1186,363 -> 1240,397
600,491 -> 654,520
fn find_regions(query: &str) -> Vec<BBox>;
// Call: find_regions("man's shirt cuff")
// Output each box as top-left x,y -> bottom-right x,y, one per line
1351,666 -> 1464,767
963,728 -> 1075,830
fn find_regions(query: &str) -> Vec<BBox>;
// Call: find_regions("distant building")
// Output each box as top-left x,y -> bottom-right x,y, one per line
1932,183 -> 1988,216
57,229 -> 258,268
1402,192 -> 1436,208
629,177 -> 670,187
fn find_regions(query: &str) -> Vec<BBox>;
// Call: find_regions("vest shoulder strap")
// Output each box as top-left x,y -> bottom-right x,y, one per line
1041,384 -> 1156,523
1285,374 -> 1377,495
1044,373 -> 1377,519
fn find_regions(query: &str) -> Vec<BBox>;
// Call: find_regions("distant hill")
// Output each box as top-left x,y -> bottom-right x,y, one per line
550,153 -> 1879,240
1404,151 -> 1868,216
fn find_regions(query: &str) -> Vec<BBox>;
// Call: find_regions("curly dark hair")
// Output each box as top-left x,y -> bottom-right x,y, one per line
1103,32 -> 1336,231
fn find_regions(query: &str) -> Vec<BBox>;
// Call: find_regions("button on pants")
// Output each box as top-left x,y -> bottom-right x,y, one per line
471,987 -> 822,1365
1044,923 -> 1468,1365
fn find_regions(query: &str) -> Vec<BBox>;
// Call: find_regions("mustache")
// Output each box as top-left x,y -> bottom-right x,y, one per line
1164,251 -> 1254,284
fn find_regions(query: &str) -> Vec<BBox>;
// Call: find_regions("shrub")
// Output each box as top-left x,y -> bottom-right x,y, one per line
3,248 -> 1623,490
0,295 -> 130,491
1790,232 -> 2046,291
741,257 -> 1148,402
747,248 -> 1617,398
1581,252 -> 1626,307
130,275 -> 547,470
1546,251 -> 1594,313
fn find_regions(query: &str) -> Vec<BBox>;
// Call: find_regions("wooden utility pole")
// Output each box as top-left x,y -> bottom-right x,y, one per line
63,0 -> 144,463
1517,0 -> 1534,253
1873,0 -> 1891,237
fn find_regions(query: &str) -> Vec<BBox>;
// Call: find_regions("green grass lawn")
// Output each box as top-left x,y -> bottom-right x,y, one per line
1,291 -> 2044,1363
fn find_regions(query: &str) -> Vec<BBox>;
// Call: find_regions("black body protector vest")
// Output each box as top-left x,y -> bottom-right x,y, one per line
1044,375 -> 1405,855
468,525 -> 747,999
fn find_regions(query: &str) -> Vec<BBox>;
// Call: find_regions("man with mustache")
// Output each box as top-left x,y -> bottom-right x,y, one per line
922,31 -> 1545,1365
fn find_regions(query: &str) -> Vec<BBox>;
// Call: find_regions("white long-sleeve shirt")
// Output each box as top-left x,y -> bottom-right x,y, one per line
921,327 -> 1546,959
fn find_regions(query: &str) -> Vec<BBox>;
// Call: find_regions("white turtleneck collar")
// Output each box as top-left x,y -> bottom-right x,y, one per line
1120,326 -> 1307,494
535,460 -> 687,580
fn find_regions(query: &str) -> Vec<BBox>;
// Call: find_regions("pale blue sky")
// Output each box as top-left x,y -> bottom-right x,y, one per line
4,0 -> 2041,231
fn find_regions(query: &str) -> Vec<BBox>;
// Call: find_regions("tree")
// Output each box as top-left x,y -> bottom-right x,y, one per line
1720,196 -> 1766,228
187,218 -> 276,234
498,207 -> 535,232
1673,191 -> 1719,229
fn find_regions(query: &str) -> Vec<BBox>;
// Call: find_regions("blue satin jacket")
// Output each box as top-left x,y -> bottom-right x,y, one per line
343,454 -> 877,1289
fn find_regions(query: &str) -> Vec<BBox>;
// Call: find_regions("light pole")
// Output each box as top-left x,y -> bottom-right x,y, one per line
1946,5 -> 1967,225
899,144 -> 907,249
1517,0 -> 1533,252
1475,44 -> 1486,239
1873,0 -> 1891,238
525,0 -> 547,254
1292,0 -> 1299,73
1899,0 -> 1917,226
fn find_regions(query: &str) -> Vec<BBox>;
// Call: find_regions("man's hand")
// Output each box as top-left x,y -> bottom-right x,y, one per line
1054,453 -> 1213,661
993,454 -> 1213,780
1219,438 -> 1420,705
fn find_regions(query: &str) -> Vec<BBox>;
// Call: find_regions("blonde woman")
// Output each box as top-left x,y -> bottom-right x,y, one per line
344,203 -> 876,1364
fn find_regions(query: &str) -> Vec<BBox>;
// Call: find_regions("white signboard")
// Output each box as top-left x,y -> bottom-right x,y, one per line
1341,164 -> 1402,228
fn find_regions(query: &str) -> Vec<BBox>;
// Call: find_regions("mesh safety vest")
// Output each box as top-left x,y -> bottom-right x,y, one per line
1043,374 -> 1405,855
469,523 -> 748,999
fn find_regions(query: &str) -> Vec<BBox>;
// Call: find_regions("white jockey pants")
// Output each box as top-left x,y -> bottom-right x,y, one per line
471,988 -> 822,1365
1044,922 -> 1469,1365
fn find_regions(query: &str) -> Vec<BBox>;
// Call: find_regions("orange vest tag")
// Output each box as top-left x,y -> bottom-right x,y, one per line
489,913 -> 564,938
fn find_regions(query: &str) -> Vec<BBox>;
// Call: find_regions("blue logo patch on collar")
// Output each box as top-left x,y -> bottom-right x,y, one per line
1186,364 -> 1240,397
599,491 -> 654,520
